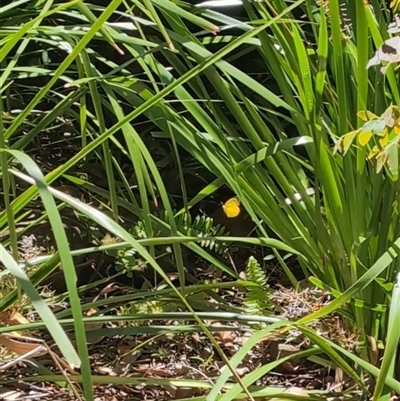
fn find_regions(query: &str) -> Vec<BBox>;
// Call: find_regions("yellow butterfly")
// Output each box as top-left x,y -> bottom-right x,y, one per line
222,197 -> 241,218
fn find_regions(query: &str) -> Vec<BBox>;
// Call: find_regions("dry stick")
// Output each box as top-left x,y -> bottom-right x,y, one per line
0,344 -> 46,371
44,342 -> 83,401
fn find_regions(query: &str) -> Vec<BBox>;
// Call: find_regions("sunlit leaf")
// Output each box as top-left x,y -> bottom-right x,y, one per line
335,130 -> 359,154
382,105 -> 400,127
362,119 -> 387,136
358,130 -> 373,146
390,0 -> 400,11
378,127 -> 388,138
386,141 -> 399,178
368,145 -> 379,160
357,110 -> 378,121
380,134 -> 389,148
376,151 -> 388,173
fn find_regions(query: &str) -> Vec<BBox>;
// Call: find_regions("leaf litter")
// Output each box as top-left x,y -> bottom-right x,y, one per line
0,274 -> 371,401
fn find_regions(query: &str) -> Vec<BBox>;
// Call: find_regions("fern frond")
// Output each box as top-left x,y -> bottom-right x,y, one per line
244,256 -> 273,319
156,210 -> 233,255
188,214 -> 230,254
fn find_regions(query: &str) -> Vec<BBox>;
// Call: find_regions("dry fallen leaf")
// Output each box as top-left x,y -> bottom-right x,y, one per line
334,367 -> 344,393
0,389 -> 25,401
367,335 -> 379,367
96,365 -> 118,376
268,341 -> 303,373
0,309 -> 46,358
270,386 -> 309,401
84,308 -> 104,344
171,386 -> 204,399
212,322 -> 237,353
0,335 -> 47,357
0,309 -> 30,326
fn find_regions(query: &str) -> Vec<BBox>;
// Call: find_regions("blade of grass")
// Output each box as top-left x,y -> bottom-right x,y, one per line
1,149 -> 93,401
372,272 -> 400,400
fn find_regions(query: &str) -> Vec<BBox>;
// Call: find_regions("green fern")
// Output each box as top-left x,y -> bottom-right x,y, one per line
128,299 -> 179,314
187,214 -> 232,255
110,211 -> 235,279
244,256 -> 273,320
156,210 -> 234,255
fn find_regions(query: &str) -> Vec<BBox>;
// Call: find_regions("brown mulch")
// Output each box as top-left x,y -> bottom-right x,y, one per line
0,383 -> 141,401
0,284 -> 367,401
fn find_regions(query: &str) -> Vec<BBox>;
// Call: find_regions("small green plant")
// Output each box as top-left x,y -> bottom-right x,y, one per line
100,222 -> 148,278
157,210 -> 234,255
244,256 -> 273,327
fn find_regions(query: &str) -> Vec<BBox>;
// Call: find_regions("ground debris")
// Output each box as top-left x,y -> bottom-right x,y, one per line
271,285 -> 359,351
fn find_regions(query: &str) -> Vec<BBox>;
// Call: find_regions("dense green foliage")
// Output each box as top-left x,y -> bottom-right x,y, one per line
2,0 -> 400,400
